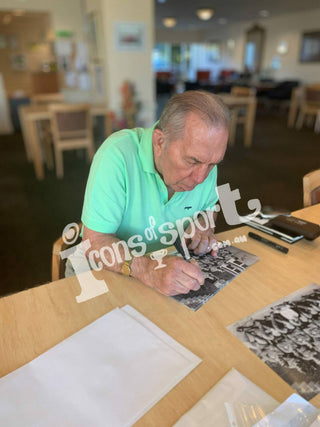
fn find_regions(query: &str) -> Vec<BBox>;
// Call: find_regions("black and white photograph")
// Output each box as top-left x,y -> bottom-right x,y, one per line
228,283 -> 320,400
173,245 -> 259,311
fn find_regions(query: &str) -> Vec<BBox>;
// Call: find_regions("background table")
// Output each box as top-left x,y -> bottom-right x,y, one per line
19,104 -> 109,180
0,205 -> 319,425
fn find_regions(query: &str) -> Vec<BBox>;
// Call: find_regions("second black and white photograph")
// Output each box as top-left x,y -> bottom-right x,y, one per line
228,283 -> 320,400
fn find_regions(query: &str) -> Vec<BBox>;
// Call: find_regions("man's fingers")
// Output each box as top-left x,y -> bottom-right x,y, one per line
151,256 -> 205,296
174,279 -> 200,295
188,234 -> 218,255
182,260 -> 204,286
187,235 -> 201,250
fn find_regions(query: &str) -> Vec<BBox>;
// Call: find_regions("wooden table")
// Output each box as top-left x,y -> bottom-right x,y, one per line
19,104 -> 109,180
219,94 -> 257,148
0,205 -> 319,425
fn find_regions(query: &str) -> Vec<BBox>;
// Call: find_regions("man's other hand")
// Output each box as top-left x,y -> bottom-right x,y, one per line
185,214 -> 218,256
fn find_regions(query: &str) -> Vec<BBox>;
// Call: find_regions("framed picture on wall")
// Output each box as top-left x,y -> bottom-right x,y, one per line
114,22 -> 146,52
300,30 -> 320,62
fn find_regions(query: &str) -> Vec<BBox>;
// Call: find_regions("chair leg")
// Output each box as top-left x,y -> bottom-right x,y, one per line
43,138 -> 54,170
296,111 -> 305,129
306,114 -> 314,128
54,147 -> 64,178
86,141 -> 95,162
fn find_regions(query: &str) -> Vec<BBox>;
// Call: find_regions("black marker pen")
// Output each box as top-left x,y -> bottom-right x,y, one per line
248,232 -> 289,254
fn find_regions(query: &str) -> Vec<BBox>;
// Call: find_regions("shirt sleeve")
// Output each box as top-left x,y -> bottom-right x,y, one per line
81,140 -> 127,234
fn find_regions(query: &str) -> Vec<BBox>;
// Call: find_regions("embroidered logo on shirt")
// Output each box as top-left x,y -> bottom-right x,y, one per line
184,206 -> 192,210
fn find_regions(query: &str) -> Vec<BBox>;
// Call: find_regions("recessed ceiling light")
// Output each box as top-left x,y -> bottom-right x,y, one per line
196,8 -> 214,21
218,18 -> 227,25
162,17 -> 177,28
259,10 -> 270,18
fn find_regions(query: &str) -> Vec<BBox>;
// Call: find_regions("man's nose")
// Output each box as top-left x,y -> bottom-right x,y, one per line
191,165 -> 208,184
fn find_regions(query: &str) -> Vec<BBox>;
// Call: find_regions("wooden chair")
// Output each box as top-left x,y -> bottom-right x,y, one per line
231,86 -> 256,97
315,110 -> 320,133
52,222 -> 82,281
196,70 -> 211,84
49,103 -> 95,178
296,86 -> 320,129
303,169 -> 320,207
31,93 -> 65,170
229,86 -> 256,145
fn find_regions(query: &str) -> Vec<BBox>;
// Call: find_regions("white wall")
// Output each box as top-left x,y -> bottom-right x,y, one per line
97,0 -> 155,126
156,28 -> 207,44
155,8 -> 320,84
203,8 -> 320,84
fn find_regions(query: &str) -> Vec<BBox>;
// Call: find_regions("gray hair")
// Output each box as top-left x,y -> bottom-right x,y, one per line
156,90 -> 230,141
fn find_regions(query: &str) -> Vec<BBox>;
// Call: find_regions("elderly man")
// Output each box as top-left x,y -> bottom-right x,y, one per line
81,90 -> 229,296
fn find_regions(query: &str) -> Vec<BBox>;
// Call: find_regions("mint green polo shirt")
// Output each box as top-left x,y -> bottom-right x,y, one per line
81,125 -> 219,251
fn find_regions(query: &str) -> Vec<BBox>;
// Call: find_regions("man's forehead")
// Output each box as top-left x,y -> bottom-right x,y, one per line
181,127 -> 228,161
185,153 -> 224,165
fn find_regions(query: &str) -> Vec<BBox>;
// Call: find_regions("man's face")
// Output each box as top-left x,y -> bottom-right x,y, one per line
153,112 -> 228,192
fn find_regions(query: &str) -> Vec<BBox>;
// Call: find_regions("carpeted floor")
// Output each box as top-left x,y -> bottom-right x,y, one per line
0,107 -> 319,297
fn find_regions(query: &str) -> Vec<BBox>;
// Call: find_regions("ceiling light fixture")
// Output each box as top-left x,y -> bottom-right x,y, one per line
259,10 -> 270,18
162,17 -> 177,28
196,8 -> 214,21
277,40 -> 288,55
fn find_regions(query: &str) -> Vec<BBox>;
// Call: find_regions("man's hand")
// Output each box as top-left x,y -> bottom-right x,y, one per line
185,212 -> 218,256
133,255 -> 205,296
83,225 -> 205,296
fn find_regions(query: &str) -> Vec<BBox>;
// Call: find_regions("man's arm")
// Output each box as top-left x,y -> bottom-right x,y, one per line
83,225 -> 204,296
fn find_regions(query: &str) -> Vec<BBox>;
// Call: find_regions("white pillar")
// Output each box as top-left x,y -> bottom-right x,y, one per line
86,0 -> 155,126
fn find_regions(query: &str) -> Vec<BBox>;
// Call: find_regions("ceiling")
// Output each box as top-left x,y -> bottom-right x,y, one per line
155,0 -> 320,30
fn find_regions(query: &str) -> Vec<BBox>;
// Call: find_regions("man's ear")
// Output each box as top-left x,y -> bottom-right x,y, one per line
152,129 -> 166,156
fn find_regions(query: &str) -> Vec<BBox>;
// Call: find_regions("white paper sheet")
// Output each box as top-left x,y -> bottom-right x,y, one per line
0,306 -> 201,427
174,368 -> 279,427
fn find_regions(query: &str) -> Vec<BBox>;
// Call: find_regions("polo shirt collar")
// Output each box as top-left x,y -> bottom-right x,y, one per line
138,122 -> 158,174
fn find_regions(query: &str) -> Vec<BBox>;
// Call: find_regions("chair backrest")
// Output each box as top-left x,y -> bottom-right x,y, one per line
156,71 -> 172,82
304,86 -> 320,103
309,83 -> 320,89
196,70 -> 210,82
303,169 -> 320,207
268,80 -> 300,100
231,86 -> 256,97
31,93 -> 65,105
52,222 -> 82,281
49,103 -> 91,142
